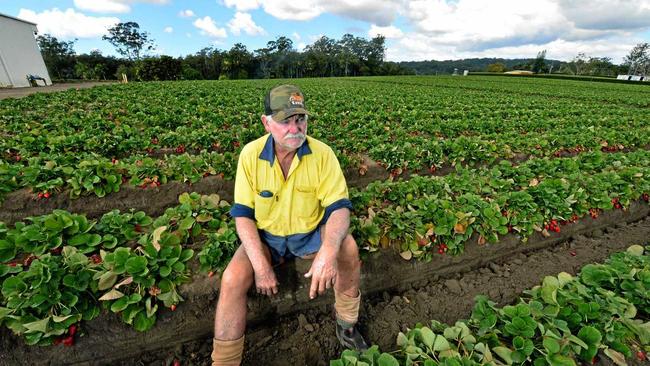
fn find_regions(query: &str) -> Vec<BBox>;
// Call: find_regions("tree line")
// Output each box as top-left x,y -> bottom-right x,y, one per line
37,22 -> 649,81
37,22 -> 413,82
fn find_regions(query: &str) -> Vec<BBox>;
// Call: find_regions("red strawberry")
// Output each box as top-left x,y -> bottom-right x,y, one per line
62,335 -> 74,347
170,304 -> 177,311
68,324 -> 77,336
151,137 -> 158,145
53,337 -> 63,345
43,191 -> 50,199
50,247 -> 62,255
134,224 -> 143,233
23,254 -> 36,267
569,250 -> 576,257
208,271 -> 215,278
90,254 -> 102,264
637,351 -> 646,361
173,360 -> 181,366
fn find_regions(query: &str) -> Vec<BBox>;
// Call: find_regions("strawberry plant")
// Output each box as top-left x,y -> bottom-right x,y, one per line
0,247 -> 100,345
332,245 -> 650,365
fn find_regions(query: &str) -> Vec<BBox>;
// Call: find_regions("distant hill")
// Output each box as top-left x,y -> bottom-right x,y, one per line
398,57 -> 564,75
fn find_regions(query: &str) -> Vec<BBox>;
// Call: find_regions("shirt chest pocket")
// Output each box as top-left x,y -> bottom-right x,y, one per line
294,186 -> 320,219
254,193 -> 275,222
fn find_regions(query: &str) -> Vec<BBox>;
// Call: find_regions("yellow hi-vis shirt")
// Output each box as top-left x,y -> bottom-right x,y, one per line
229,134 -> 352,237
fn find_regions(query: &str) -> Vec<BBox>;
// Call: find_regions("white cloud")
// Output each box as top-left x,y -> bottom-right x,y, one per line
193,16 -> 227,38
260,0 -> 402,25
369,24 -> 404,39
18,8 -> 119,38
380,0 -> 650,63
73,0 -> 169,14
227,12 -> 265,36
223,0 -> 261,12
74,0 -> 129,13
292,32 -> 301,41
178,9 -> 195,18
247,0 -> 649,63
164,26 -> 173,33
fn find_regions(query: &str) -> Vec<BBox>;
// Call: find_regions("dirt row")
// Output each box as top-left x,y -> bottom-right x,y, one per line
1,200 -> 648,365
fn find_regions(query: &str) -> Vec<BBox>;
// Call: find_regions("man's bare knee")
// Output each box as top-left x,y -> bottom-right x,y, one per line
219,247 -> 254,296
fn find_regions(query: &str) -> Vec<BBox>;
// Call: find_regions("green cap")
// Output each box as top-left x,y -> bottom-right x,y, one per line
264,84 -> 309,121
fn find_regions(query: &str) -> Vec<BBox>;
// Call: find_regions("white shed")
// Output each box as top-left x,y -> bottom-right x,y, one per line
0,12 -> 51,88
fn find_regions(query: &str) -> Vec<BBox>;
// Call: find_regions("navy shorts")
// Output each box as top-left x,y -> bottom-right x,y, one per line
259,226 -> 322,265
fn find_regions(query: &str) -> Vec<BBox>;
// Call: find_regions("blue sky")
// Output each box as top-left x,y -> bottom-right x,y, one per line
3,0 -> 650,63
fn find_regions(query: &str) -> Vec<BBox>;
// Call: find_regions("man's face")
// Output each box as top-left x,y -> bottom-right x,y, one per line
262,114 -> 308,151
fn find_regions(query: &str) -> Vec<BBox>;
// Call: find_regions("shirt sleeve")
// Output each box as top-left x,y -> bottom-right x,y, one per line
317,147 -> 352,224
229,149 -> 256,220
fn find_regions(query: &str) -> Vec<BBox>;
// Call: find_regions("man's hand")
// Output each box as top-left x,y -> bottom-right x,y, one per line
304,244 -> 338,299
254,267 -> 279,297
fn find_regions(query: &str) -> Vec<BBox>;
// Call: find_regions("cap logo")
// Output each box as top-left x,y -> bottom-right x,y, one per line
289,93 -> 303,107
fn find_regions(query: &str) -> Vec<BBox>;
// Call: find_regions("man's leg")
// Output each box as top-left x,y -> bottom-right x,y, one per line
333,234 -> 367,350
212,245 -> 270,365
335,234 -> 360,297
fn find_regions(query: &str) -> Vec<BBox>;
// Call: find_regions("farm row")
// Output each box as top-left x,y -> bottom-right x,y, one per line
331,245 -> 650,366
1,76 -> 649,199
2,148 -> 650,345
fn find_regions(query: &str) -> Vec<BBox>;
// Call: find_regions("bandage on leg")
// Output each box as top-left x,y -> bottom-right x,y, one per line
211,335 -> 245,366
334,289 -> 361,329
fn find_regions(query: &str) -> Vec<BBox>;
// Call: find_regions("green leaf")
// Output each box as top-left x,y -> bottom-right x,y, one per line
603,348 -> 627,366
23,317 -> 50,334
493,346 -> 514,365
546,353 -> 576,366
111,297 -> 130,313
0,239 -> 16,262
125,256 -> 147,274
159,266 -> 171,277
577,326 -> 601,346
133,311 -> 156,332
420,327 -> 435,348
626,245 -> 644,256
377,353 -> 399,366
541,276 -> 559,305
97,271 -> 118,290
433,334 -> 451,351
543,337 -> 560,354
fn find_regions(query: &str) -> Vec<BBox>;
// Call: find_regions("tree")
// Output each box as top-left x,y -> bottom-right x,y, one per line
36,34 -> 76,79
563,53 -> 589,75
223,43 -> 252,79
531,50 -> 547,73
102,22 -> 155,60
624,42 -> 649,76
486,63 -> 506,73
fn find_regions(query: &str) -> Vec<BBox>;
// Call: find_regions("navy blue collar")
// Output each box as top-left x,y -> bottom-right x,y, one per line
259,134 -> 312,166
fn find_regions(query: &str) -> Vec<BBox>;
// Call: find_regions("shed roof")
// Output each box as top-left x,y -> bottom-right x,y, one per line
0,12 -> 37,26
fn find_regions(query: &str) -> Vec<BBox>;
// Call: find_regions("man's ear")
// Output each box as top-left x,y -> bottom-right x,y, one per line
261,115 -> 271,132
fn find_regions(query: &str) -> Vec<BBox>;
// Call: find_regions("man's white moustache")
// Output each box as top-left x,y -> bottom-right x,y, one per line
286,134 -> 305,139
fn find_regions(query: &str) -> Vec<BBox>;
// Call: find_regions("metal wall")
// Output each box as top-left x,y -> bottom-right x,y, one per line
0,15 -> 51,88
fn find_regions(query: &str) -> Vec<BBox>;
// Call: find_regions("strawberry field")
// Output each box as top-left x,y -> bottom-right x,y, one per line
0,75 -> 649,365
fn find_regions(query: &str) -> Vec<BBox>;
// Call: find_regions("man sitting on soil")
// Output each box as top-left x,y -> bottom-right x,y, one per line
211,84 -> 368,365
